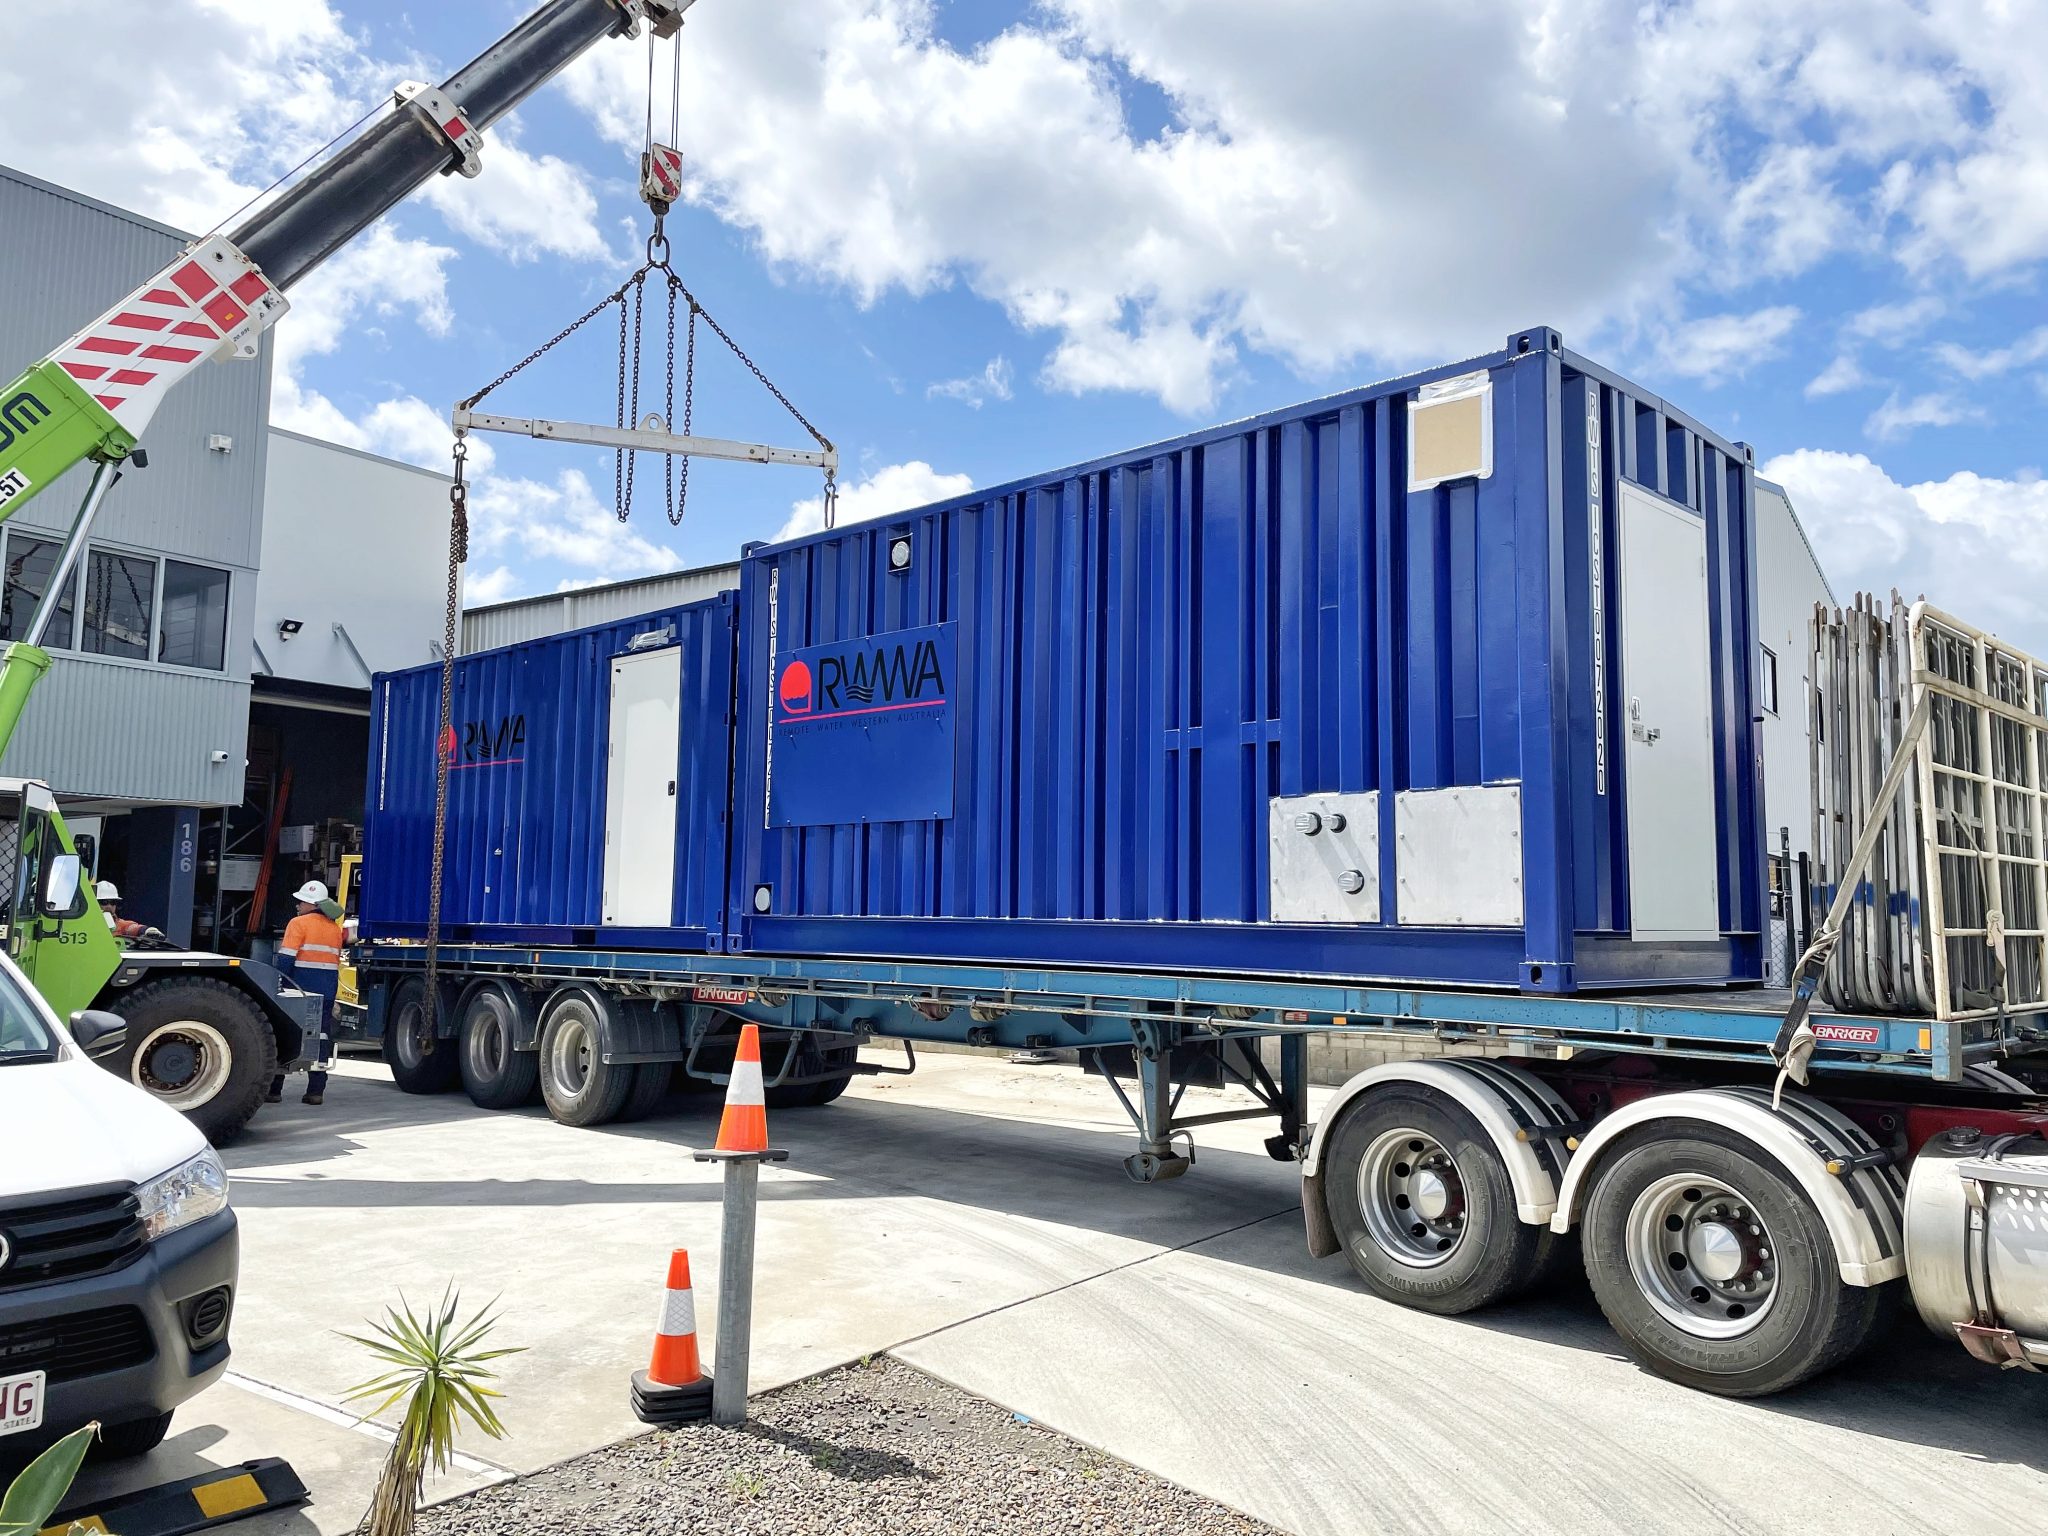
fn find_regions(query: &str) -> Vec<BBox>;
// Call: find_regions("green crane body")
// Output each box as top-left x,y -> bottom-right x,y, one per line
0,0 -> 691,1142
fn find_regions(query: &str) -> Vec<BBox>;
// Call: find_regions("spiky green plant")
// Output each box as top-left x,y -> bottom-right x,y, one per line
0,1422 -> 97,1536
343,1288 -> 522,1536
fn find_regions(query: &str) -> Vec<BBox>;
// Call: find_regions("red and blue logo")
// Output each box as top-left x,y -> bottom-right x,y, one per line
775,635 -> 948,722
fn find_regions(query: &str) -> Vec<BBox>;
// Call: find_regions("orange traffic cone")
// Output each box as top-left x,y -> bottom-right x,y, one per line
714,1024 -> 770,1154
630,1248 -> 713,1424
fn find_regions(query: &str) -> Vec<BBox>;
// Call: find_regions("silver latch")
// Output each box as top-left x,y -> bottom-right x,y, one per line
1293,812 -> 1323,836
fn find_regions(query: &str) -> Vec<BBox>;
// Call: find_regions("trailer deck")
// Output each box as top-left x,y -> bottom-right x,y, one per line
362,942 -> 2027,1084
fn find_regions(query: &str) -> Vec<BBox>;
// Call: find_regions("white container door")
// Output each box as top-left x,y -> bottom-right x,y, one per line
1618,484 -> 1721,941
602,646 -> 682,927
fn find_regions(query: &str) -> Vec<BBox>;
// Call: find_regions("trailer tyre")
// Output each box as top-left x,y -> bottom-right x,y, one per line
1324,1084 -> 1556,1315
617,1063 -> 674,1123
383,979 -> 459,1095
111,977 -> 277,1146
537,991 -> 635,1127
1580,1126 -> 1884,1397
766,1044 -> 858,1109
458,986 -> 540,1110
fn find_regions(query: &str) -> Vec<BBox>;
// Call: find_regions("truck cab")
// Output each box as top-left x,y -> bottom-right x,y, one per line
0,778 -> 321,1144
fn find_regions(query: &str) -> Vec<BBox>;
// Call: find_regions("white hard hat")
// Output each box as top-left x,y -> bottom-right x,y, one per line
95,879 -> 119,902
293,880 -> 330,905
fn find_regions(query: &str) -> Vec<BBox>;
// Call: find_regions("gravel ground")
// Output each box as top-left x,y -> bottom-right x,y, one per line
418,1357 -> 1284,1535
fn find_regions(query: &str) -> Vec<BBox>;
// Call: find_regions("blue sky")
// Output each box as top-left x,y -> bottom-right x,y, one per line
2,0 -> 2044,639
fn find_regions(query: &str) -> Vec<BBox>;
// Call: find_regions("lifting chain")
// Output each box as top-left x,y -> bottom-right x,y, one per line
421,432 -> 471,1053
457,221 -> 836,529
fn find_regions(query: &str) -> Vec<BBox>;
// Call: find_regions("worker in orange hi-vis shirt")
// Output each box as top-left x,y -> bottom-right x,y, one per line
267,880 -> 345,1106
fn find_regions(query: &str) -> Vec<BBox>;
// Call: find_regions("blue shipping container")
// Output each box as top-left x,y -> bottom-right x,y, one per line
731,328 -> 1764,992
362,596 -> 736,948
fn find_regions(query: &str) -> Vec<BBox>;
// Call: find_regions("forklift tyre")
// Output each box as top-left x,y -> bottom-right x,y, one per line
384,978 -> 460,1095
109,978 -> 277,1147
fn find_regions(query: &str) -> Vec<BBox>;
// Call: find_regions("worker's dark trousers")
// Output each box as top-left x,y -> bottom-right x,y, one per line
270,984 -> 335,1101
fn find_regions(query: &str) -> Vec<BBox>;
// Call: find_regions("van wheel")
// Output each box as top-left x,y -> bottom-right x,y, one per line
383,978 -> 459,1094
1581,1126 -> 1885,1396
110,978 -> 276,1146
1323,1084 -> 1557,1314
458,986 -> 539,1109
537,990 -> 634,1127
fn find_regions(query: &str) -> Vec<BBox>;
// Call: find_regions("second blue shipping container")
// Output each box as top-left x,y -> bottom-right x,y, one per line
362,596 -> 736,948
730,327 -> 1765,992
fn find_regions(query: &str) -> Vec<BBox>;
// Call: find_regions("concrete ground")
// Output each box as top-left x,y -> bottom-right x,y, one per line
64,1050 -> 2048,1535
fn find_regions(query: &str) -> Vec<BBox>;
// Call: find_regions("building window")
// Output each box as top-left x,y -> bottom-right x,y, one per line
158,560 -> 229,671
0,536 -> 76,650
1760,645 -> 1780,716
82,549 -> 156,660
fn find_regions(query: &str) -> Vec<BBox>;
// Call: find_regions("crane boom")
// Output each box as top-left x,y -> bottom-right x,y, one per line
0,0 -> 690,748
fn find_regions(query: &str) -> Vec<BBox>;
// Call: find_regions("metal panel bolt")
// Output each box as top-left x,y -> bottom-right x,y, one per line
1337,869 -> 1367,895
1325,812 -> 1347,833
1293,812 -> 1323,835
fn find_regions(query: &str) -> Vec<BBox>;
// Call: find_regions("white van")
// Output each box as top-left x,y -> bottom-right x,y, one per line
0,950 -> 238,1462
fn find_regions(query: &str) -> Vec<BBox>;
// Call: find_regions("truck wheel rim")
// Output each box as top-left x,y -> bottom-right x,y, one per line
549,1015 -> 593,1096
133,1021 -> 233,1110
469,1005 -> 508,1077
1623,1172 -> 1779,1340
1357,1127 -> 1467,1268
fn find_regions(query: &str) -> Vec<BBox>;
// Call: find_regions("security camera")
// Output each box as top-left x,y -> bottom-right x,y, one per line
210,750 -> 231,764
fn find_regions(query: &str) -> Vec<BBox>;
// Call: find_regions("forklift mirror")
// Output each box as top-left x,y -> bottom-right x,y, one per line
42,854 -> 86,919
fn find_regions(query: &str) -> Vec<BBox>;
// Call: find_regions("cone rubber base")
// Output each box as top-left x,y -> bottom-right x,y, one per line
632,1369 -> 715,1425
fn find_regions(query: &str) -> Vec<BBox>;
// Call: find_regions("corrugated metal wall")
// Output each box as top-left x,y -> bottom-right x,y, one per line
461,563 -> 739,652
730,330 -> 1765,991
0,165 -> 266,806
364,598 -> 734,946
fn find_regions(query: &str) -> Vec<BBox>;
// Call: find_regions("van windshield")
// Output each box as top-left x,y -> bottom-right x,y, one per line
0,965 -> 54,1063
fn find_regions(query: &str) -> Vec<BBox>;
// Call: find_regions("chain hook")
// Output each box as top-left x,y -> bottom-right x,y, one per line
647,215 -> 671,269
822,467 -> 839,530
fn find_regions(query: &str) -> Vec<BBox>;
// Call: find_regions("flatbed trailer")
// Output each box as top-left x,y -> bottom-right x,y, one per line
352,939 -> 2048,1398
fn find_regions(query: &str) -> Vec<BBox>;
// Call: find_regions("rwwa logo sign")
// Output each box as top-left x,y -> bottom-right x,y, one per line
776,633 -> 948,721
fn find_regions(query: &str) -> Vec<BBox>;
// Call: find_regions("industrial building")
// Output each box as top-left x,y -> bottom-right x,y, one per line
0,164 -> 447,946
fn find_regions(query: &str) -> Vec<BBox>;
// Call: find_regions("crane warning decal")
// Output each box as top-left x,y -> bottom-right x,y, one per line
768,621 -> 956,827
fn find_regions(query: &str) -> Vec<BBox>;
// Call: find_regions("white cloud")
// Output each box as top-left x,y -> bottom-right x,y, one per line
470,468 -> 683,577
462,565 -> 523,607
1656,307 -> 1801,384
1934,327 -> 2048,380
559,0 -> 2048,411
0,0 -> 380,233
418,115 -> 610,264
1844,297 -> 1945,345
1805,354 -> 1871,398
1764,449 -> 2048,650
1864,390 -> 1981,441
266,225 -> 460,441
927,356 -> 1015,409
776,460 -> 974,543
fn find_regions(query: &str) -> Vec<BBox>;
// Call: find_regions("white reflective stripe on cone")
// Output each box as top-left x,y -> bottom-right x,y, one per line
726,1054 -> 765,1106
658,1287 -> 697,1337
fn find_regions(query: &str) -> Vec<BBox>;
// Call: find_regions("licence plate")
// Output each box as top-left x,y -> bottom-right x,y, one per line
0,1369 -> 44,1437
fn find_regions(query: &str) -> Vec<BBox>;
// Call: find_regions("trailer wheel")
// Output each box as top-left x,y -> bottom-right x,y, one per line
110,978 -> 276,1146
383,979 -> 459,1095
1580,1126 -> 1884,1397
1324,1084 -> 1556,1314
537,990 -> 635,1127
616,1063 -> 674,1123
458,986 -> 540,1110
766,1044 -> 858,1109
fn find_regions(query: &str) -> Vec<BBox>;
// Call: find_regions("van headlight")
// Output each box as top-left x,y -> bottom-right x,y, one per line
137,1150 -> 229,1240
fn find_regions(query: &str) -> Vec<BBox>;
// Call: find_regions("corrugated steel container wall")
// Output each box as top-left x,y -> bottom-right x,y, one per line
0,663 -> 249,806
362,597 -> 735,946
462,563 -> 740,653
730,329 -> 1765,992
